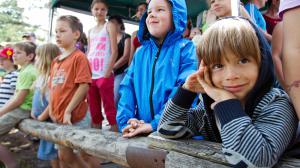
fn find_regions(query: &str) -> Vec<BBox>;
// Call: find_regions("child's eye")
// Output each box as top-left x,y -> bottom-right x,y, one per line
158,8 -> 165,12
211,0 -> 215,4
239,58 -> 249,64
211,63 -> 223,70
147,10 -> 152,14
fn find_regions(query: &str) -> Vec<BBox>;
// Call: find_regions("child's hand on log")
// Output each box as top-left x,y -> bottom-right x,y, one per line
122,118 -> 143,135
122,123 -> 153,138
63,113 -> 72,125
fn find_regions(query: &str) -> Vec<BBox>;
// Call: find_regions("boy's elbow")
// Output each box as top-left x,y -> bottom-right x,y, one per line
224,147 -> 281,168
157,126 -> 173,139
12,97 -> 25,107
156,124 -> 190,140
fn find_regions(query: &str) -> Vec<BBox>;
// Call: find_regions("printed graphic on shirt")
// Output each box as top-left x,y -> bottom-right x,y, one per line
52,68 -> 65,87
88,36 -> 107,72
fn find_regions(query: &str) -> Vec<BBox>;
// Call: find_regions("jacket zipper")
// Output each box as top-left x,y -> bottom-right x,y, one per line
149,46 -> 162,119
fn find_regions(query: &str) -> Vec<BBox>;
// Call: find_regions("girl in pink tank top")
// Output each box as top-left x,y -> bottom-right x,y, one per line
87,0 -> 118,133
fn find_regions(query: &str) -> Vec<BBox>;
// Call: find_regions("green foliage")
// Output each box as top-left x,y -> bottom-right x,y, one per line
0,0 -> 33,42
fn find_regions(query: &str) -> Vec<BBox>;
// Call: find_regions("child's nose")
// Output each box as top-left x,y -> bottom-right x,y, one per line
148,12 -> 156,18
225,67 -> 239,80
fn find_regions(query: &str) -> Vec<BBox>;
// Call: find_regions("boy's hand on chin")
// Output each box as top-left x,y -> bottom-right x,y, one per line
122,123 -> 153,138
198,63 -> 236,109
183,69 -> 205,93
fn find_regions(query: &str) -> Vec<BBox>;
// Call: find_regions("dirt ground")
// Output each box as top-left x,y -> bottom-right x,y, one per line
0,128 -> 50,168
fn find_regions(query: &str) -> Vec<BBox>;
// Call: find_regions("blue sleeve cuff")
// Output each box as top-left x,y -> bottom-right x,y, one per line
214,99 -> 247,127
151,118 -> 159,131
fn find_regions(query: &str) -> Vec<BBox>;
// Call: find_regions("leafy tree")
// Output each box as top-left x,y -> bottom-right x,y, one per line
0,0 -> 35,42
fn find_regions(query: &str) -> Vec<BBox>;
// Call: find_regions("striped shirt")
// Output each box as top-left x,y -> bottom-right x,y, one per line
0,71 -> 18,107
158,87 -> 298,167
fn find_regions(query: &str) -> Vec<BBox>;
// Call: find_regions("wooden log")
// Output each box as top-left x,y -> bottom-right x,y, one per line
149,133 -> 300,168
148,133 -> 229,166
17,119 -> 300,168
165,151 -> 229,168
18,119 -> 148,167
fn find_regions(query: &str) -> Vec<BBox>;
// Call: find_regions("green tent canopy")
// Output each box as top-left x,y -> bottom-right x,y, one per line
51,0 -> 209,24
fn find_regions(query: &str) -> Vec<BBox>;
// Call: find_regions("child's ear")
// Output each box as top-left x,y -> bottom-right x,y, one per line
27,53 -> 35,62
74,30 -> 81,42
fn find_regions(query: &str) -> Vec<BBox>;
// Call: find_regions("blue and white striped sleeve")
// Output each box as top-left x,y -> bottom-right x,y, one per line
10,71 -> 18,90
214,97 -> 297,167
157,86 -> 205,139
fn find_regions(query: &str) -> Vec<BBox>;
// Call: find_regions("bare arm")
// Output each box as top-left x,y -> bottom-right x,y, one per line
0,90 -> 29,116
105,22 -> 118,78
129,31 -> 138,65
37,106 -> 50,121
63,83 -> 89,124
271,22 -> 285,88
113,37 -> 131,70
263,29 -> 272,42
282,7 -> 300,118
86,29 -> 91,55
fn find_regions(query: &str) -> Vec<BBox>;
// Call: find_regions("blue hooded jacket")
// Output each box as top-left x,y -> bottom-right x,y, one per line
117,0 -> 198,131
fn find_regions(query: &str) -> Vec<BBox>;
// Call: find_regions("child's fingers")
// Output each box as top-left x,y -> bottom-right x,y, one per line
127,118 -> 139,128
198,75 -> 209,90
200,60 -> 206,68
127,118 -> 139,124
122,124 -> 132,133
123,129 -> 138,138
198,69 -> 214,93
203,67 -> 213,87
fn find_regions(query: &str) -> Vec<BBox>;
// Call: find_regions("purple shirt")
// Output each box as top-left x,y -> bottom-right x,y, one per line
279,0 -> 300,18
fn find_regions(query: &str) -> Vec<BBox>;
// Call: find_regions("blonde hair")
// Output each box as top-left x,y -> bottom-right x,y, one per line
35,43 -> 60,95
197,17 -> 261,67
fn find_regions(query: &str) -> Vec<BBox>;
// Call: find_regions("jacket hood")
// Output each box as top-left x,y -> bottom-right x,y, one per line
244,19 -> 275,116
137,0 -> 187,46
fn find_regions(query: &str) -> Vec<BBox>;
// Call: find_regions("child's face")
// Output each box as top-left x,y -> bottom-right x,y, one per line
110,19 -> 121,32
210,0 -> 231,17
0,58 -> 14,71
92,2 -> 108,22
146,0 -> 173,44
257,0 -> 268,8
13,47 -> 32,67
55,20 -> 79,49
209,52 -> 259,103
136,4 -> 147,20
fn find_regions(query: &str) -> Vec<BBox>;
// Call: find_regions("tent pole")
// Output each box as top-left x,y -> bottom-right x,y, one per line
231,0 -> 240,16
48,6 -> 54,42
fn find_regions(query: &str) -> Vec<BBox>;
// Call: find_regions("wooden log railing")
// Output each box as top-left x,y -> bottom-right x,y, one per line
18,119 -> 300,168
